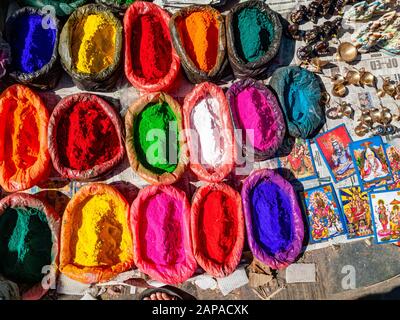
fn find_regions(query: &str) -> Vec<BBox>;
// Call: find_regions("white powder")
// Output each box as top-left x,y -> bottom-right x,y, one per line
190,97 -> 225,167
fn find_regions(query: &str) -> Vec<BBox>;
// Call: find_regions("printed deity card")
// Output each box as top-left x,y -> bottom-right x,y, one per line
303,184 -> 346,244
369,189 -> 400,244
315,125 -> 355,183
338,186 -> 374,239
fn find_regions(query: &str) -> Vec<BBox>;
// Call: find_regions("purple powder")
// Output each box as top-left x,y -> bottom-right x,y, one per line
250,179 -> 293,255
235,86 -> 279,152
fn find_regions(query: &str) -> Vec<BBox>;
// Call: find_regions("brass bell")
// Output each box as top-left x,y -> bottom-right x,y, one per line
332,83 -> 347,97
377,89 -> 386,98
359,109 -> 373,127
379,105 -> 393,125
360,69 -> 376,87
332,74 -> 346,85
337,42 -> 359,63
382,77 -> 396,97
319,91 -> 331,105
355,124 -> 368,137
345,70 -> 361,86
343,104 -> 354,118
370,108 -> 383,123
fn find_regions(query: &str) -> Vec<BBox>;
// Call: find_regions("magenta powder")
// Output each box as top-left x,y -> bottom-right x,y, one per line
139,192 -> 185,266
235,86 -> 279,152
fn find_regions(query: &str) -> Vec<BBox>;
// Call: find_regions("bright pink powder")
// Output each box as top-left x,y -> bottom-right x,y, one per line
235,87 -> 279,152
139,192 -> 185,267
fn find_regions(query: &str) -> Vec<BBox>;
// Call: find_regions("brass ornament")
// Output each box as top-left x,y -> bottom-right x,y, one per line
332,83 -> 347,97
337,42 -> 359,62
359,68 -> 376,87
345,70 -> 361,86
355,124 -> 369,137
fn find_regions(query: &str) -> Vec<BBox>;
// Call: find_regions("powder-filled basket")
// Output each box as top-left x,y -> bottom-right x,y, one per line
169,5 -> 228,84
0,84 -> 51,192
183,82 -> 236,182
0,193 -> 60,300
124,2 -> 180,92
225,1 -> 282,79
5,7 -> 61,90
269,66 -> 324,139
59,183 -> 134,283
17,0 -> 87,16
48,93 -> 125,181
241,169 -> 304,269
191,183 -> 244,278
125,92 -> 186,185
226,79 -> 286,161
131,184 -> 196,284
59,4 -> 123,91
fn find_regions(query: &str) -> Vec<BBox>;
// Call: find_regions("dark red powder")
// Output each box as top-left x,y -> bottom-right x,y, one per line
131,13 -> 172,83
57,101 -> 119,171
199,191 -> 238,264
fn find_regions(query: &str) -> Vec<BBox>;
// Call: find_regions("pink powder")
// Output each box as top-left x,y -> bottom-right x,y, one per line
139,192 -> 185,267
235,86 -> 279,152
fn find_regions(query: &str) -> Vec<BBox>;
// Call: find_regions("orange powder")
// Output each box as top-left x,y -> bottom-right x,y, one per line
0,85 -> 50,192
178,10 -> 219,72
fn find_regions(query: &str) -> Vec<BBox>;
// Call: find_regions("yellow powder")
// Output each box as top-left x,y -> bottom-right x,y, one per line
72,13 -> 116,74
73,193 -> 132,267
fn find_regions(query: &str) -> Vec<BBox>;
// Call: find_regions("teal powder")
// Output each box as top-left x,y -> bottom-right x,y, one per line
233,8 -> 274,63
0,207 -> 52,284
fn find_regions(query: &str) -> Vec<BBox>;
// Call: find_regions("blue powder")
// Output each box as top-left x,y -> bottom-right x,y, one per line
250,180 -> 293,255
9,13 -> 56,74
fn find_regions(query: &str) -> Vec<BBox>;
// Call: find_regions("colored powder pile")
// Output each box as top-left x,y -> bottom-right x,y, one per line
133,102 -> 179,174
72,13 -> 116,74
250,180 -> 293,255
140,191 -> 184,266
233,8 -> 274,63
131,13 -> 172,83
72,193 -> 132,267
284,71 -> 312,123
178,11 -> 219,72
2,97 -> 40,178
0,207 -> 52,284
191,96 -> 224,167
235,86 -> 279,152
199,191 -> 237,264
8,13 -> 56,73
57,101 -> 120,171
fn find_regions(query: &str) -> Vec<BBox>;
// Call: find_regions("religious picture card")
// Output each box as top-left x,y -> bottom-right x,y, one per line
338,186 -> 374,239
385,143 -> 400,190
369,189 -> 400,244
349,136 -> 392,191
315,125 -> 355,183
278,138 -> 318,181
303,184 -> 346,244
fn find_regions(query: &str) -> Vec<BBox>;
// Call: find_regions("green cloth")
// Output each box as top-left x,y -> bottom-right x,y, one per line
134,101 -> 179,174
234,7 -> 275,63
18,0 -> 87,16
0,207 -> 52,284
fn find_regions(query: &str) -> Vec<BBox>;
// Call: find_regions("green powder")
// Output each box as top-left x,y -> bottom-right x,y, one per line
133,101 -> 179,174
234,7 -> 275,63
0,207 -> 52,284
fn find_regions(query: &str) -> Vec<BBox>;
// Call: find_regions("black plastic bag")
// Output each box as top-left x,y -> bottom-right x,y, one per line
169,5 -> 228,84
58,4 -> 123,92
5,7 -> 61,90
225,0 -> 282,79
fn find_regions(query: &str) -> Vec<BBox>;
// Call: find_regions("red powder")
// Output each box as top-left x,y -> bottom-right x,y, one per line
199,191 -> 238,264
57,101 -> 119,171
132,13 -> 172,83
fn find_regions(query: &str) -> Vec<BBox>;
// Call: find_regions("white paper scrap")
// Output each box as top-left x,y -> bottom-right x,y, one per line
217,268 -> 249,296
285,264 -> 316,283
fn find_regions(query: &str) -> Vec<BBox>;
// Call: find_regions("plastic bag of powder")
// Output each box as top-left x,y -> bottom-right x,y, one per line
0,193 -> 60,300
5,7 -> 62,90
225,1 -> 282,79
169,5 -> 229,84
59,4 -> 123,92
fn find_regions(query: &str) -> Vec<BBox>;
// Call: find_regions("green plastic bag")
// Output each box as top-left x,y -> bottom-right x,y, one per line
18,0 -> 87,17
